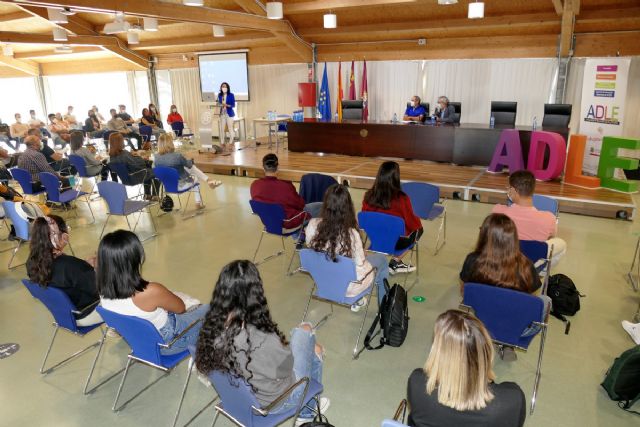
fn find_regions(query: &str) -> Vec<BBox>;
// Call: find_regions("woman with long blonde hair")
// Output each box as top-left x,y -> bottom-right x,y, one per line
407,310 -> 525,426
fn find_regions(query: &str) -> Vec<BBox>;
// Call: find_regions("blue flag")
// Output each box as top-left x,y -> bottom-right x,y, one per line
318,63 -> 331,121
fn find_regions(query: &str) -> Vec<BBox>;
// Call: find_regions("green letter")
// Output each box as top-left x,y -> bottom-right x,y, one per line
597,136 -> 640,192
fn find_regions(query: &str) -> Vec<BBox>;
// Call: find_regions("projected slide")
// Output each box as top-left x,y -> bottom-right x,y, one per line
199,52 -> 249,102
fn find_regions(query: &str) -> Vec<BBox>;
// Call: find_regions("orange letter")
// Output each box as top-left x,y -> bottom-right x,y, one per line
564,134 -> 601,188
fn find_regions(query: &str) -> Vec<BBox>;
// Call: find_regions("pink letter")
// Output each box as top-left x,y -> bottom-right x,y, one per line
526,131 -> 567,181
487,129 -> 524,173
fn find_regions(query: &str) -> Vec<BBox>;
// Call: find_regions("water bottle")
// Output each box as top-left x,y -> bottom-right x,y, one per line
393,113 -> 398,123
532,116 -> 538,130
490,116 -> 495,128
334,112 -> 339,122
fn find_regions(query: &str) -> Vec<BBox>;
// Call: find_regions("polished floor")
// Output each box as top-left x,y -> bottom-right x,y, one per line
1,172 -> 639,427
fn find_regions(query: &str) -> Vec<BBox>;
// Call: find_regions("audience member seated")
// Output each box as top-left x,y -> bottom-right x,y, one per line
10,113 -> 29,149
84,109 -> 105,138
47,113 -> 70,146
250,153 -> 322,228
26,215 -> 102,326
97,230 -> 208,355
63,105 -> 81,130
140,108 -> 165,138
27,128 -> 73,176
362,161 -> 423,274
70,130 -> 112,181
407,309 -> 526,427
154,133 -> 222,209
108,132 -> 159,200
107,108 -> 141,149
166,104 -> 184,128
117,104 -> 135,126
27,109 -> 45,129
17,135 -> 70,191
433,96 -> 456,123
148,103 -> 164,129
492,170 -> 566,266
91,105 -> 106,124
306,184 -> 389,311
403,96 -> 426,122
196,260 -> 329,423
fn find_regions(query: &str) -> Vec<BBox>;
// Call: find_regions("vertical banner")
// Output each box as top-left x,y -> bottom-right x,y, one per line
579,58 -> 631,175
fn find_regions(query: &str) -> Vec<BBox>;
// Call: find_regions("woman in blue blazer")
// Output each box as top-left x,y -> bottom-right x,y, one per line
217,82 -> 236,149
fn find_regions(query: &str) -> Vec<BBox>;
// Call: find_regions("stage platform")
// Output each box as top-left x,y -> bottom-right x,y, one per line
192,141 -> 636,220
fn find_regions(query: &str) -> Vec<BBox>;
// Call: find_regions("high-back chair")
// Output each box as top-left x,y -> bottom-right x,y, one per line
249,199 -> 305,275
490,101 -> 518,126
449,102 -> 462,124
401,182 -> 446,255
299,249 -> 376,359
461,283 -> 549,414
542,103 -> 572,129
520,240 -> 553,294
107,161 -> 148,199
95,306 -> 198,421
68,154 -> 100,198
170,121 -> 184,137
39,172 -> 95,223
153,166 -> 202,219
2,201 -> 30,268
21,279 -> 105,394
533,194 -> 559,218
299,173 -> 338,204
10,167 -> 45,198
97,181 -> 157,241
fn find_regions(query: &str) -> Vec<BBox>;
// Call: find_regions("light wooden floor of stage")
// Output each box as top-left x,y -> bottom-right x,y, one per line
192,141 -> 636,220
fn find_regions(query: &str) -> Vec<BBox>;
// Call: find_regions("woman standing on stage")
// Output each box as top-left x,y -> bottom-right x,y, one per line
217,82 -> 236,151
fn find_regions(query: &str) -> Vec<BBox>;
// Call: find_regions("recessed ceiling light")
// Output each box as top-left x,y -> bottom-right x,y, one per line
266,2 -> 283,19
323,13 -> 337,29
213,25 -> 225,37
468,1 -> 484,19
183,0 -> 204,5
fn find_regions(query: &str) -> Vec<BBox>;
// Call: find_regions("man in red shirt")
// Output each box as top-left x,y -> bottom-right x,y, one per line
250,154 -> 322,229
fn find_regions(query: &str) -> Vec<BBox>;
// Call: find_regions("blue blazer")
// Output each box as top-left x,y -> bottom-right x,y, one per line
217,92 -> 236,118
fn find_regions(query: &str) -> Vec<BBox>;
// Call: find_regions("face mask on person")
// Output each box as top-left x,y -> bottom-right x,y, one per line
30,113 -> 36,119
221,87 -> 228,93
16,117 -> 21,123
150,107 -> 156,112
120,108 -> 126,113
171,108 -> 177,113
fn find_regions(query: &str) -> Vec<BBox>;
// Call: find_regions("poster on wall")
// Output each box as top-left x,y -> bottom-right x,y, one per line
579,58 -> 631,175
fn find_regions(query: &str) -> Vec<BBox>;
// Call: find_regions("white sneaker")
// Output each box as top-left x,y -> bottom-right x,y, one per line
622,321 -> 640,345
296,397 -> 330,425
350,297 -> 367,313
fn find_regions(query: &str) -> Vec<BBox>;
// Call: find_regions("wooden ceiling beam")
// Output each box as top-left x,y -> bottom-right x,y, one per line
284,0 -> 418,14
0,10 -> 33,22
0,31 -> 113,45
233,0 -> 266,16
274,31 -> 312,62
130,31 -> 273,50
13,46 -> 101,58
572,0 -> 580,15
0,55 -> 40,75
551,0 -> 563,15
559,0 -> 575,56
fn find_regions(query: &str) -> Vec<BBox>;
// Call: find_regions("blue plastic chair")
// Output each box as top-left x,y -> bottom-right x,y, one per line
139,125 -> 153,144
533,194 -> 559,218
68,154 -> 101,198
10,167 -> 45,197
39,172 -> 95,223
299,249 -> 376,359
170,121 -> 184,137
401,182 -> 446,255
461,283 -> 548,414
153,166 -> 201,219
97,181 -> 157,241
381,420 -> 408,427
108,161 -> 150,199
2,201 -> 30,268
520,240 -> 552,294
250,199 -> 305,275
95,306 -> 197,420
299,173 -> 338,204
21,279 -> 105,394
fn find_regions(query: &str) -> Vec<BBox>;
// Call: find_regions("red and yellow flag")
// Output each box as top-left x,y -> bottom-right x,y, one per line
348,61 -> 356,100
337,61 -> 343,121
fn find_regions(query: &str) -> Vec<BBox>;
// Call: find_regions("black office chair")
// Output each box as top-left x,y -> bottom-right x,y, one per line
449,102 -> 461,124
405,102 -> 430,122
490,101 -> 517,126
341,100 -> 364,120
542,103 -> 572,128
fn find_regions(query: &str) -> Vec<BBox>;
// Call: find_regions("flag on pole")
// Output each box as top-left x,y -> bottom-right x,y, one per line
318,63 -> 331,121
337,61 -> 343,121
348,61 -> 356,100
360,60 -> 369,121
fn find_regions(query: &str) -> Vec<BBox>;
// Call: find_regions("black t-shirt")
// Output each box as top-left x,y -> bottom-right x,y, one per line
459,252 -> 541,293
407,369 -> 526,427
48,254 -> 99,318
40,144 -> 56,164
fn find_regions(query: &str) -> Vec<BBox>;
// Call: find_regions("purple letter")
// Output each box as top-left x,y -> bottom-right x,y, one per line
526,131 -> 567,181
487,129 -> 524,173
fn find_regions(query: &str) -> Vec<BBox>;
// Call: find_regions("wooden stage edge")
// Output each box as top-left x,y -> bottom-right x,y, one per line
193,142 -> 636,221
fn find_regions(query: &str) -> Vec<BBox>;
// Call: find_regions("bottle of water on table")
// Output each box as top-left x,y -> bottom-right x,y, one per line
393,113 -> 398,123
490,116 -> 495,128
532,116 -> 538,130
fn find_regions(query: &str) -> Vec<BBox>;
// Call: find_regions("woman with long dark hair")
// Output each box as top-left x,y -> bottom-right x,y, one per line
217,82 -> 235,149
140,107 -> 164,138
26,215 -> 102,326
148,103 -> 163,129
108,133 -> 159,199
362,161 -> 423,274
306,184 -> 389,311
459,213 -> 541,293
196,260 -> 329,422
97,230 -> 208,355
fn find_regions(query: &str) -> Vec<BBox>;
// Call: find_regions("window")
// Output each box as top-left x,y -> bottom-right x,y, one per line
0,77 -> 42,125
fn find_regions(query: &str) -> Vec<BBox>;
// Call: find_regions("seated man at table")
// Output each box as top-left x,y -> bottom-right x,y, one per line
403,96 -> 427,122
250,153 -> 322,230
17,135 -> 70,191
433,96 -> 456,123
492,170 -> 566,267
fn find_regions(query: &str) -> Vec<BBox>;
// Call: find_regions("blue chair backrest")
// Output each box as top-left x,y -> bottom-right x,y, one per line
401,182 -> 439,218
300,249 -> 358,303
463,283 -> 544,349
108,162 -> 136,186
10,167 -> 37,194
170,122 -> 184,132
139,125 -> 152,140
211,370 -> 261,426
381,420 -> 409,427
22,279 -> 79,331
39,172 -> 62,202
153,166 -> 180,193
533,194 -> 559,216
96,306 -> 166,365
520,240 -> 548,264
97,181 -> 127,215
299,173 -> 338,204
358,211 -> 405,254
249,200 -> 287,235
2,201 -> 30,240
68,154 -> 89,177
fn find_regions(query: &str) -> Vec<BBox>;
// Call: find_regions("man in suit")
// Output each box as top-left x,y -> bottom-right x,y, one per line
434,96 -> 456,123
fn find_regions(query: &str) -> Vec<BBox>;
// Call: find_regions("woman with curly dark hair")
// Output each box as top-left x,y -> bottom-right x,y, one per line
196,260 -> 329,422
26,215 -> 102,326
306,184 -> 389,311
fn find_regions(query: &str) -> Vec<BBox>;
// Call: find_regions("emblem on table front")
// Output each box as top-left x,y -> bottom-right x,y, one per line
360,129 -> 368,137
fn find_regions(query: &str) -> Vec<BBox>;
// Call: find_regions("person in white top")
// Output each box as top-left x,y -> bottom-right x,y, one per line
305,184 -> 389,312
97,229 -> 208,355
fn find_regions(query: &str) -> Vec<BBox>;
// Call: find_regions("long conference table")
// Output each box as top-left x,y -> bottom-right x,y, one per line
287,120 -> 569,167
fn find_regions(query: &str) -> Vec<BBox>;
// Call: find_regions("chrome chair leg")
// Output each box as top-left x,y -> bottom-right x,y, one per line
252,231 -> 265,263
99,214 -> 111,240
113,357 -> 134,411
8,239 -> 24,269
172,361 -> 194,427
40,324 -> 59,373
84,327 -> 108,394
301,285 -> 314,323
434,210 -> 446,255
530,323 -> 548,415
353,286 -> 375,360
628,237 -> 640,292
286,232 -> 305,276
211,410 -> 220,427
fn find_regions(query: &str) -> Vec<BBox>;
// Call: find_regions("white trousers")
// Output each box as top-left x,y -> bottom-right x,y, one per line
177,165 -> 209,204
547,237 -> 567,268
218,115 -> 235,145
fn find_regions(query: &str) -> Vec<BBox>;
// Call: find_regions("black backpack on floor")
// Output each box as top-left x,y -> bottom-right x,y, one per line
365,279 -> 409,350
601,345 -> 640,415
547,274 -> 583,319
